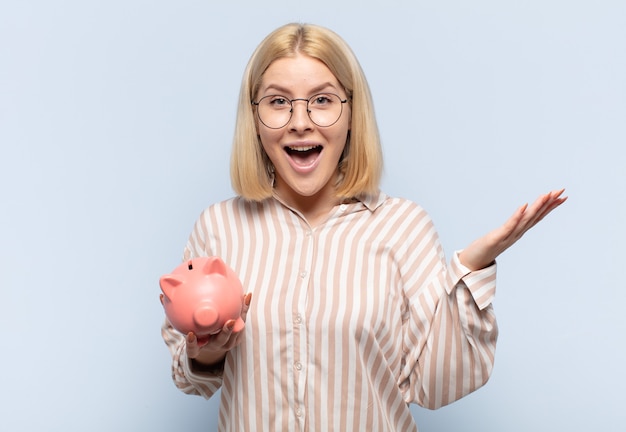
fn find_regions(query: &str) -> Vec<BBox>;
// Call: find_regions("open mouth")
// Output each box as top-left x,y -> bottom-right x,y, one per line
284,145 -> 323,166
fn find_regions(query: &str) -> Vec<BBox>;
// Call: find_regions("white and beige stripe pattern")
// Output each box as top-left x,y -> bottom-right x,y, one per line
162,191 -> 498,431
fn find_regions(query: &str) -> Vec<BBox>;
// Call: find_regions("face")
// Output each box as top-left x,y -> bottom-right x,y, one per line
255,54 -> 351,210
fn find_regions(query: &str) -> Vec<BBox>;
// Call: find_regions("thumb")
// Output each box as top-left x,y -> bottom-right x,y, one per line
186,332 -> 200,359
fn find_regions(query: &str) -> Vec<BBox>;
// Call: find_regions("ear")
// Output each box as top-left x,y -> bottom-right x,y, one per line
160,275 -> 184,300
203,256 -> 228,277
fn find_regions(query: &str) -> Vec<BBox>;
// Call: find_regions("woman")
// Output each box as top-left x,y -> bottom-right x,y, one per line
162,23 -> 566,431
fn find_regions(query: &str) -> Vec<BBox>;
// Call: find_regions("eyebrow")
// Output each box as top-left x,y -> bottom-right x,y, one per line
261,82 -> 340,97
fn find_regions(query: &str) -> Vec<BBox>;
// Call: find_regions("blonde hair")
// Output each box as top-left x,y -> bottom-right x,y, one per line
230,23 -> 383,201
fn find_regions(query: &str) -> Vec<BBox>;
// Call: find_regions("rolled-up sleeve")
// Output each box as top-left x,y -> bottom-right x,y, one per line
448,251 -> 497,310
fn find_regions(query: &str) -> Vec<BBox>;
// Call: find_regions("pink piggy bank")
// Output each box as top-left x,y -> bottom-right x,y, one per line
160,256 -> 245,339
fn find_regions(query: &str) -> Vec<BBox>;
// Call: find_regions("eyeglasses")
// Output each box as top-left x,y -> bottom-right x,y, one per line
251,93 -> 348,129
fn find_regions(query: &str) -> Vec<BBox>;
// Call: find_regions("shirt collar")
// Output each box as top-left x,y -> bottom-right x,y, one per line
269,190 -> 387,214
354,190 -> 387,211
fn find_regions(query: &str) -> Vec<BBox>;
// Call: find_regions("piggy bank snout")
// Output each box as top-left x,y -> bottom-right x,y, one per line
160,256 -> 245,337
193,305 -> 219,331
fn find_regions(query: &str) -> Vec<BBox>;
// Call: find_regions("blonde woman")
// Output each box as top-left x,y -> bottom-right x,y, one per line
162,23 -> 566,431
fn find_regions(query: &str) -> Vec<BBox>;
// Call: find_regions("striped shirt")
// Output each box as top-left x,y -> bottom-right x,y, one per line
162,191 -> 498,431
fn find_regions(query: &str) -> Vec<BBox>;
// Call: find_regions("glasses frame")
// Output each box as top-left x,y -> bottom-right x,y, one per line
251,93 -> 349,129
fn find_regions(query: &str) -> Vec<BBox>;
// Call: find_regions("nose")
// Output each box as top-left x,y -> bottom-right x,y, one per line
288,99 -> 313,131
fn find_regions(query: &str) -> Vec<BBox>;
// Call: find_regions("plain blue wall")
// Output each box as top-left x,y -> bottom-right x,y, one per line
1,1 -> 624,431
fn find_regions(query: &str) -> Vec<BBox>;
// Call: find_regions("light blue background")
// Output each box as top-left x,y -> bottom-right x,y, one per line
1,1 -> 624,431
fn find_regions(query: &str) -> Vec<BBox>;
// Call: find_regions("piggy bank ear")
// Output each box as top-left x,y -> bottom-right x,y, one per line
160,275 -> 184,300
203,256 -> 228,277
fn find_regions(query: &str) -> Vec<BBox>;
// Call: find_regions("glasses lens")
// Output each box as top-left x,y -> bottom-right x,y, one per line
308,93 -> 344,127
255,93 -> 345,129
257,95 -> 292,129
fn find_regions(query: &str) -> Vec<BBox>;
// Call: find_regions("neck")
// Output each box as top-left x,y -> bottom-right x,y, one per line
274,186 -> 340,228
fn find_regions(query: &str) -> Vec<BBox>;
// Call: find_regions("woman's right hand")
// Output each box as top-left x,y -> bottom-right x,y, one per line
186,292 -> 252,367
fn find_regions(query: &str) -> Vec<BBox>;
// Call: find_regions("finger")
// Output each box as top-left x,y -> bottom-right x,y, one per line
517,191 -> 556,226
206,320 -> 237,349
221,320 -> 245,351
539,189 -> 566,210
550,188 -> 566,199
240,292 -> 253,322
519,195 -> 551,229
531,196 -> 567,226
219,295 -> 252,350
522,190 -> 567,229
494,203 -> 528,244
536,189 -> 566,219
494,197 -> 550,247
186,332 -> 200,358
511,190 -> 567,239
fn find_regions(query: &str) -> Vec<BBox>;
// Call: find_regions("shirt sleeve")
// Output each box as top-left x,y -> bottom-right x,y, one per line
447,251 -> 497,310
398,217 -> 498,409
160,211 -> 224,399
161,319 -> 224,399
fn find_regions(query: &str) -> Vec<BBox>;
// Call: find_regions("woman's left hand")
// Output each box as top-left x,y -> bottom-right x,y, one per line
458,189 -> 567,271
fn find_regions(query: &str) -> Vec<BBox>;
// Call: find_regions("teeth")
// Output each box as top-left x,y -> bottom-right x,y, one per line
287,145 -> 319,152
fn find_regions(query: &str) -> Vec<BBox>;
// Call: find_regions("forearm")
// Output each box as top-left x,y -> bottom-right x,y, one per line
458,239 -> 497,271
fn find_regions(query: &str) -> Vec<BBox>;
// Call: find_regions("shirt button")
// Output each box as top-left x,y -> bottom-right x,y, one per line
294,314 -> 302,324
295,361 -> 303,371
305,230 -> 312,237
339,204 -> 347,212
300,270 -> 307,278
296,408 -> 303,417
